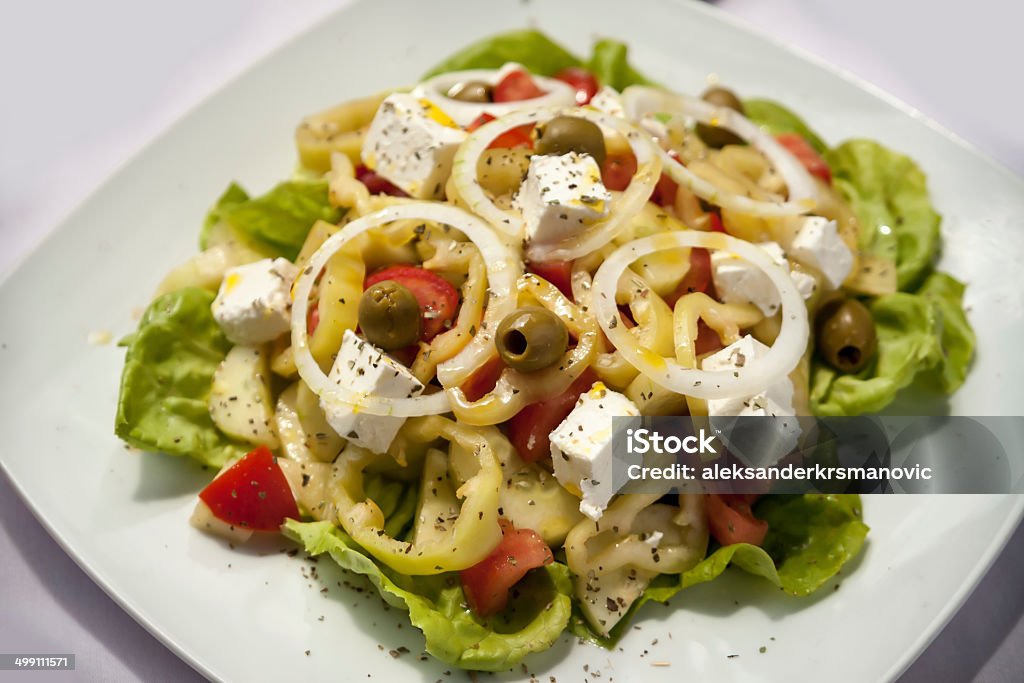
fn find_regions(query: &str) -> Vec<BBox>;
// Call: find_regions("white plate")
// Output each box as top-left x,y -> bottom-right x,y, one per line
1,0 -> 1022,681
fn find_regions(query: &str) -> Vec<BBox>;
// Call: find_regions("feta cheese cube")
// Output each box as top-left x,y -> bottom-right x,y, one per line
321,330 -> 425,454
514,152 -> 611,247
790,268 -> 818,300
712,241 -> 814,316
790,216 -> 853,288
550,382 -> 639,520
361,93 -> 467,199
589,86 -> 625,118
701,335 -> 795,416
212,257 -> 298,345
702,336 -> 800,466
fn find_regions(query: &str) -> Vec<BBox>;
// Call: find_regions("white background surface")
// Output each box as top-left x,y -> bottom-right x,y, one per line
1,0 -> 1021,680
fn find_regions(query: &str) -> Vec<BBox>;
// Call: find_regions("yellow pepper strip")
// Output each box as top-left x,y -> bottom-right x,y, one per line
332,415 -> 502,575
295,91 -> 392,173
672,291 -> 762,415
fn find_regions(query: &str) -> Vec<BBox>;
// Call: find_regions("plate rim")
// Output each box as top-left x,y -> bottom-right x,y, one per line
2,0 -> 1023,681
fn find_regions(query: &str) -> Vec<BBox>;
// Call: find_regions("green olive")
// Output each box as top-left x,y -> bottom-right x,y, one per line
358,280 -> 422,350
815,297 -> 878,373
535,116 -> 607,166
695,85 -> 746,149
447,80 -> 493,103
495,306 -> 569,373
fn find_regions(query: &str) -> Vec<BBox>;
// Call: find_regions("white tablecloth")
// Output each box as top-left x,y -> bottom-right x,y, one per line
1,1 -> 1021,680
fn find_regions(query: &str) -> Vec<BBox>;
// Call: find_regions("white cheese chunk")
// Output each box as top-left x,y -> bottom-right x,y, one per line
212,257 -> 298,345
321,330 -> 425,454
712,241 -> 815,316
514,152 -> 611,247
550,382 -> 639,521
361,93 -> 467,199
790,216 -> 853,288
701,335 -> 795,416
702,336 -> 800,466
589,85 -> 625,118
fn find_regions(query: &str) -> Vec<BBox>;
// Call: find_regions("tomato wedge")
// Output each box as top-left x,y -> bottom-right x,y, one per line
665,247 -> 713,308
651,172 -> 679,207
706,494 -> 768,547
493,69 -> 546,102
364,265 -> 459,341
460,356 -> 506,402
198,446 -> 299,532
527,259 -> 574,300
506,369 -> 598,463
707,212 -> 726,233
553,66 -> 599,105
775,133 -> 832,184
460,519 -> 554,617
467,113 -> 535,150
307,305 -> 320,335
601,151 -> 637,192
355,165 -> 408,197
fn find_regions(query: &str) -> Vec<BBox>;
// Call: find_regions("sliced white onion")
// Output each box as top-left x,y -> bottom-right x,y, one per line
412,68 -> 577,127
291,202 -> 519,417
622,86 -> 818,217
450,105 -> 662,260
591,231 -> 809,399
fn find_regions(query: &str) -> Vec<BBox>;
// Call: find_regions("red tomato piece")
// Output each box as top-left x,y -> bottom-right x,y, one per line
307,305 -> 320,335
651,172 -> 679,207
706,494 -> 768,547
198,446 -> 299,532
493,69 -> 546,103
526,259 -> 574,300
665,247 -> 714,308
506,369 -> 598,463
461,357 -> 506,403
364,265 -> 459,341
708,212 -> 726,233
467,113 -> 535,149
355,165 -> 408,197
553,66 -> 599,105
694,319 -> 724,357
460,519 -> 554,616
601,152 -> 637,192
775,133 -> 832,184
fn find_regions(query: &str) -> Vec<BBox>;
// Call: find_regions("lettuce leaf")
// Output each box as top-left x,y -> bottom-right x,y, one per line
284,520 -> 573,672
422,30 -> 653,91
585,38 -> 654,90
742,99 -> 828,153
810,272 -> 974,415
210,181 -> 342,261
571,494 -> 867,646
825,140 -> 941,291
423,29 -> 582,79
115,287 -> 245,467
198,182 -> 249,250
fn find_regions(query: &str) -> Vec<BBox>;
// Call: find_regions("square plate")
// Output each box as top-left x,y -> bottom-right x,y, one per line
2,0 -> 1023,680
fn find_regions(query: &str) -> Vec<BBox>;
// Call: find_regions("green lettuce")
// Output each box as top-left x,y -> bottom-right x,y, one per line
742,99 -> 827,153
825,140 -> 941,291
423,29 -> 582,79
811,272 -> 975,415
284,520 -> 573,672
198,182 -> 250,249
423,30 -> 653,91
115,287 -> 245,468
572,494 -> 868,645
203,181 -> 341,262
585,38 -> 654,90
